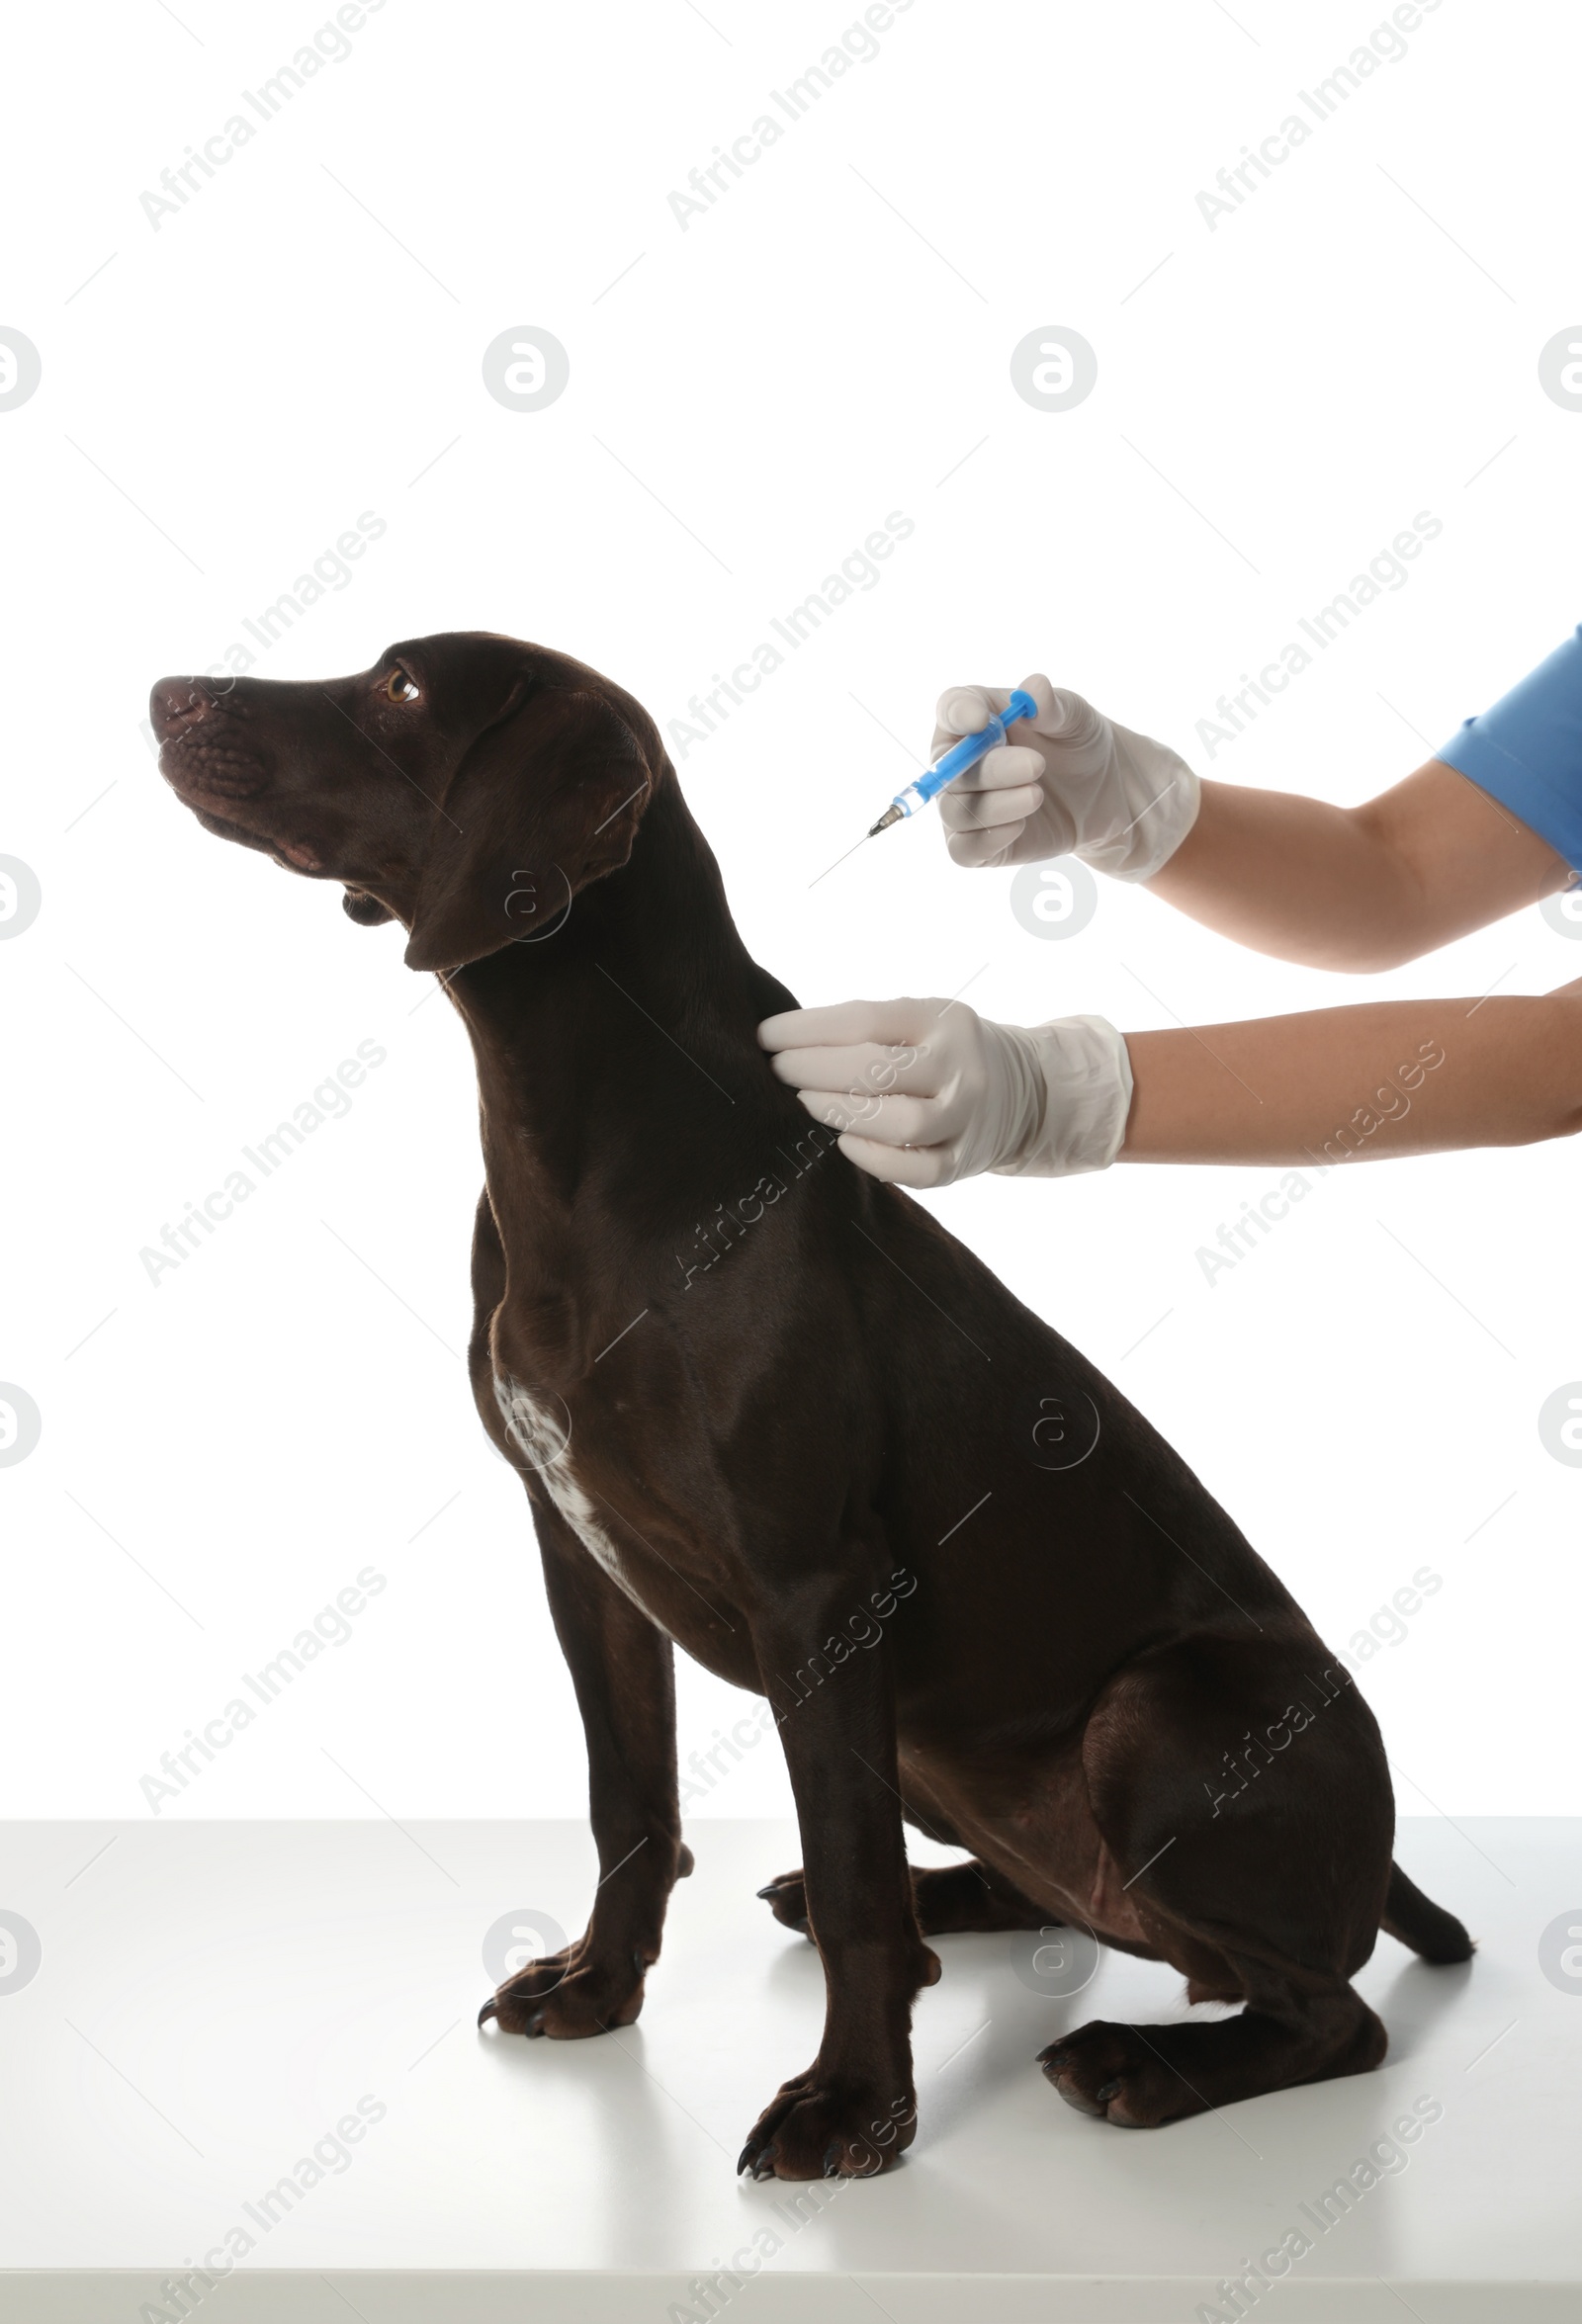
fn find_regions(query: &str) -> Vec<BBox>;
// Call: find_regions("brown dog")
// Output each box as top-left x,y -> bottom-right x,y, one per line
151,632 -> 1470,2181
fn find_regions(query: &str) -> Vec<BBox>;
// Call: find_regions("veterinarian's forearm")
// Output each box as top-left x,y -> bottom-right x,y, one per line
1143,764 -> 1571,973
1118,984 -> 1582,1165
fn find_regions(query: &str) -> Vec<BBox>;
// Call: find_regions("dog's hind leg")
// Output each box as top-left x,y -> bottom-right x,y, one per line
911,1859 -> 1051,1933
760,1777 -> 1049,1937
1038,1627 -> 1405,2126
899,1796 -> 1053,1930
759,1854 -> 1048,1936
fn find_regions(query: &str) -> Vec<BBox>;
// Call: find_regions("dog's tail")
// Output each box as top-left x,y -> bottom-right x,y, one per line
1382,1861 -> 1474,1963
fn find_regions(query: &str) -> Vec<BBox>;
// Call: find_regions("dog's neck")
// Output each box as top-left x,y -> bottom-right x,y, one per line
436,772 -> 804,1260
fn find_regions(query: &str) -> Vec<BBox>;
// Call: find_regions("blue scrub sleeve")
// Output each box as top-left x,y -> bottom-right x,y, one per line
1437,627 -> 1582,874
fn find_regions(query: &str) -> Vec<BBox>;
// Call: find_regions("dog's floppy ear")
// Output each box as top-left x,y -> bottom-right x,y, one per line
404,685 -> 654,974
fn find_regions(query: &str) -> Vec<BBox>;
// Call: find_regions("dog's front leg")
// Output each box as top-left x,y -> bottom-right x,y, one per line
480,1496 -> 689,2040
739,1598 -> 939,2181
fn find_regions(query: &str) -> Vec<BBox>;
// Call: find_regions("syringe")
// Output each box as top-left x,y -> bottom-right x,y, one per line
866,689 -> 1037,837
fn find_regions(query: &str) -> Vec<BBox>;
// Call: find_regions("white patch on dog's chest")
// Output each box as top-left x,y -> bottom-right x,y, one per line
492,1372 -> 628,1587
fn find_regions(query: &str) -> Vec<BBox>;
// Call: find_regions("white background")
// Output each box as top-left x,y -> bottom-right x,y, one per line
3,0 -> 1579,1827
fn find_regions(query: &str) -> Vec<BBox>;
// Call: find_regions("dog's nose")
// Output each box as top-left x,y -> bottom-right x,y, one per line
149,675 -> 219,742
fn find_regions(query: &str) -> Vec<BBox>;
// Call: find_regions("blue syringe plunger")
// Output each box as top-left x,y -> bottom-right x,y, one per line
866,689 -> 1038,837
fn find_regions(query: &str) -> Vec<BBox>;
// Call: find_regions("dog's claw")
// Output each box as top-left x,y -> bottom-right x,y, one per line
478,1998 -> 498,2027
755,1883 -> 778,1900
1096,2078 -> 1123,2102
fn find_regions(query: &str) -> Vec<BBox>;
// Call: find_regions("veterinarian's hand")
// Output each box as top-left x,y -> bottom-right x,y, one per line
933,673 -> 1200,880
757,997 -> 1133,1187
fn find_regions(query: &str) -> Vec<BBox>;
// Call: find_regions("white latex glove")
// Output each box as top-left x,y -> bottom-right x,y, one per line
934,672 -> 1200,880
757,997 -> 1133,1189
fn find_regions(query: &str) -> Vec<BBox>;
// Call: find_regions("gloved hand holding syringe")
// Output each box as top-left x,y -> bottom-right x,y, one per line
768,646 -> 1582,1192
775,675 -> 1200,1188
864,688 -> 1037,835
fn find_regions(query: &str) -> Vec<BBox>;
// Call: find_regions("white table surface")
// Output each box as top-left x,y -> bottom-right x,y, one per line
0,1816 -> 1577,2319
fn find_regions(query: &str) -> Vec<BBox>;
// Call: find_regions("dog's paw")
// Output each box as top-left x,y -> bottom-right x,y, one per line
479,1942 -> 648,2039
1037,2019 -> 1199,2127
755,1870 -> 812,1935
737,2069 -> 917,2181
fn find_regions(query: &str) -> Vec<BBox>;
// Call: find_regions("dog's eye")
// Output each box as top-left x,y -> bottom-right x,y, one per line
384,666 -> 420,703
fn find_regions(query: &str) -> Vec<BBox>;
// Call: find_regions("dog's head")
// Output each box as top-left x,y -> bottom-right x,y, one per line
150,633 -> 660,972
